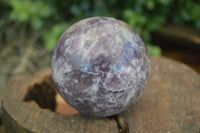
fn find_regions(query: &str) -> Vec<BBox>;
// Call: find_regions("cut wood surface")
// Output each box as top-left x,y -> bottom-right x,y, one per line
152,24 -> 200,73
158,24 -> 200,47
121,57 -> 200,133
1,57 -> 200,133
1,69 -> 118,133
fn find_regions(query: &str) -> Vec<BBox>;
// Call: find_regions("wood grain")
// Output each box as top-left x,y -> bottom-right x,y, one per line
1,57 -> 200,133
158,24 -> 200,47
121,57 -> 200,133
1,69 -> 118,133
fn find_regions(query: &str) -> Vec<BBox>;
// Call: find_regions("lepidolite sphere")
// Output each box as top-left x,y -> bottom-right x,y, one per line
51,17 -> 150,117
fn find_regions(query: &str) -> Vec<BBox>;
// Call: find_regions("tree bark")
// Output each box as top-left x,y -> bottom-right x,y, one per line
1,57 -> 200,133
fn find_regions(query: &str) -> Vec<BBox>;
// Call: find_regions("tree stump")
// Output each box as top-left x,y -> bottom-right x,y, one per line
1,57 -> 200,133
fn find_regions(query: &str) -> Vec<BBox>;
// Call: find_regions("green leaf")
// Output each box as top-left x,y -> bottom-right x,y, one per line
31,19 -> 43,30
42,23 -> 70,51
190,5 -> 200,20
123,9 -> 146,29
147,43 -> 162,56
159,0 -> 172,6
147,16 -> 165,31
146,0 -> 155,10
8,0 -> 53,30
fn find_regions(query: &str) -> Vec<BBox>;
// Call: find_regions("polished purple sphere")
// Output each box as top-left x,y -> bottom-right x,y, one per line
51,17 -> 150,117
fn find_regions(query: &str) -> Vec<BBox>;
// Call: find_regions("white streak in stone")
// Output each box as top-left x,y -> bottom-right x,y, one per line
51,17 -> 151,117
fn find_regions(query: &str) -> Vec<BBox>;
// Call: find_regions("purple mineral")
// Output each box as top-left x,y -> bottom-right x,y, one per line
51,17 -> 151,117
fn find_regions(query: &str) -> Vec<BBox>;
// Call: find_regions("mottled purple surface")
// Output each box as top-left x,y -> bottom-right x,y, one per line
51,17 -> 151,117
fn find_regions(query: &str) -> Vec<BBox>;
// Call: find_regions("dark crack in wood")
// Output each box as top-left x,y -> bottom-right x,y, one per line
199,126 -> 200,133
108,115 -> 130,133
23,75 -> 57,111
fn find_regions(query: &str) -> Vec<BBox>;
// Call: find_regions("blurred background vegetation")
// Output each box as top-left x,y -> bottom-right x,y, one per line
0,1 -> 199,130
1,0 -> 200,55
0,0 -> 200,90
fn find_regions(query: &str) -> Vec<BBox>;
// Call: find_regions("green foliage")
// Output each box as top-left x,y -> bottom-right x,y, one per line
6,0 -> 200,56
172,0 -> 200,28
147,44 -> 162,57
9,0 -> 54,30
42,23 -> 70,51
